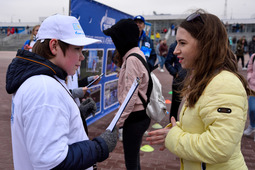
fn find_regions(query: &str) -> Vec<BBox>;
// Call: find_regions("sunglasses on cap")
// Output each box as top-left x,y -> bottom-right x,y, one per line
186,13 -> 204,24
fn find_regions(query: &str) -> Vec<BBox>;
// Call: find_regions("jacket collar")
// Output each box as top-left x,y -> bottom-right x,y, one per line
6,49 -> 67,94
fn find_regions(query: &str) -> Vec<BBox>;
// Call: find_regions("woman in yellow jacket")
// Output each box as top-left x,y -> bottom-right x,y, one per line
147,9 -> 255,170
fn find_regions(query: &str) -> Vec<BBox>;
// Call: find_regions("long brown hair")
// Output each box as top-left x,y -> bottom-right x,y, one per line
30,25 -> 40,41
180,9 -> 254,107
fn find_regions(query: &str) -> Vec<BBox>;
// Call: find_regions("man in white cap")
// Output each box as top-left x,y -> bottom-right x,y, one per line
6,14 -> 117,170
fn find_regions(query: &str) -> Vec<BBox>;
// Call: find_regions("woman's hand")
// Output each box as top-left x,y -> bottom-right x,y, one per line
146,116 -> 176,151
146,128 -> 170,151
171,116 -> 176,127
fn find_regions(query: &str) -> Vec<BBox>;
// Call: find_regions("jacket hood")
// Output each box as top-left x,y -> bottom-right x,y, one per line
103,19 -> 139,57
6,49 -> 67,94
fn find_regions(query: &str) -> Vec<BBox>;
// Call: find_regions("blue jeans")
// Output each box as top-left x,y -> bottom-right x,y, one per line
249,96 -> 255,128
157,55 -> 161,65
159,56 -> 166,69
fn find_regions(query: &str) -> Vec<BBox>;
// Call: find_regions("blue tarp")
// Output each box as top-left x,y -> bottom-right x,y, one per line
70,0 -> 133,125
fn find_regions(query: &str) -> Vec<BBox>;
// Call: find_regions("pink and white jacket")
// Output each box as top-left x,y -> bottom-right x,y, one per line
247,53 -> 255,91
117,47 -> 149,127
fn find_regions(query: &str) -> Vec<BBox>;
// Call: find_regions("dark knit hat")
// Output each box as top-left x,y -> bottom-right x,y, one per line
103,19 -> 139,57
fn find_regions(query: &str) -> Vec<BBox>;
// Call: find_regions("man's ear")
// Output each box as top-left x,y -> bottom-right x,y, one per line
49,39 -> 58,55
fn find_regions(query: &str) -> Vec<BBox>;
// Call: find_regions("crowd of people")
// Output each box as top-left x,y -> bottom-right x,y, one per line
6,9 -> 255,170
1,26 -> 33,35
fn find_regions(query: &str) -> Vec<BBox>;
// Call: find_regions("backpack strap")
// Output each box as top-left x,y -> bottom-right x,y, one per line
126,53 -> 153,108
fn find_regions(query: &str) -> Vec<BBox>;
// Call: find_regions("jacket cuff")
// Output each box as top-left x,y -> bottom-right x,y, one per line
92,137 -> 109,162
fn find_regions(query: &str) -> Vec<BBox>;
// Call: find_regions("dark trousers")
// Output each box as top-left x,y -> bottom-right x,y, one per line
169,83 -> 182,121
123,110 -> 151,170
237,55 -> 244,67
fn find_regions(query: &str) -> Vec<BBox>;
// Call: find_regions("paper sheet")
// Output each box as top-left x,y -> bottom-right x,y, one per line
106,77 -> 140,131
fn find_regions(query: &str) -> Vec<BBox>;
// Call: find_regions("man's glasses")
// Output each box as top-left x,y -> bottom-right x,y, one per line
186,13 -> 204,24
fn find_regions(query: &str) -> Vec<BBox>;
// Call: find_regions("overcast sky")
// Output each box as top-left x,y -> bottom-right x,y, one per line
1,0 -> 254,23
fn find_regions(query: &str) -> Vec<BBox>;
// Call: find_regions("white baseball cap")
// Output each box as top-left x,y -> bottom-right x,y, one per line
37,14 -> 101,46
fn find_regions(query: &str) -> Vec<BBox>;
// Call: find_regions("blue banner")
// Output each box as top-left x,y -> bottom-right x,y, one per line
70,0 -> 133,125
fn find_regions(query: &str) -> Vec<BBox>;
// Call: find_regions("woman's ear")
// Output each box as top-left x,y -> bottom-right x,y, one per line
49,39 -> 58,55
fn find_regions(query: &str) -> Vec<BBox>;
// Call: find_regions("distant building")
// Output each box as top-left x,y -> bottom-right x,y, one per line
144,14 -> 255,42
222,18 -> 255,33
144,14 -> 187,34
0,15 -> 47,36
1,13 -> 255,41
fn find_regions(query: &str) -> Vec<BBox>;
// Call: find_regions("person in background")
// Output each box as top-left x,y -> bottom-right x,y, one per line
155,32 -> 161,43
248,36 -> 255,57
171,24 -> 176,36
242,36 -> 248,53
134,15 -> 157,71
158,38 -> 168,72
246,35 -> 255,68
165,41 -> 187,121
6,14 -> 117,170
10,27 -> 15,34
146,9 -> 254,170
7,27 -> 10,36
236,37 -> 246,70
228,36 -> 233,50
155,39 -> 162,70
150,32 -> 155,44
22,25 -> 40,51
26,25 -> 30,34
232,36 -> 237,52
243,53 -> 255,141
103,19 -> 150,170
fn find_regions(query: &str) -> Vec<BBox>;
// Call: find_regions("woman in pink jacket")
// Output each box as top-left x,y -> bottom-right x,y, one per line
243,53 -> 255,140
103,19 -> 150,169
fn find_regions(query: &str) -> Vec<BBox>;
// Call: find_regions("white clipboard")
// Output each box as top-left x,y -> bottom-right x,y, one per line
106,77 -> 140,131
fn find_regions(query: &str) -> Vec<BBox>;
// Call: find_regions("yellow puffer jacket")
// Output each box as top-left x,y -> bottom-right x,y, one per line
165,71 -> 248,170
